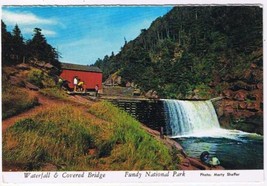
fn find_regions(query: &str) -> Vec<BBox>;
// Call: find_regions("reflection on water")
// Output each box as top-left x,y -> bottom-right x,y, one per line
175,130 -> 263,170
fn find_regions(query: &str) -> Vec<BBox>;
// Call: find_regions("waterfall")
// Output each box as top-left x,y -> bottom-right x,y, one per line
162,99 -> 220,137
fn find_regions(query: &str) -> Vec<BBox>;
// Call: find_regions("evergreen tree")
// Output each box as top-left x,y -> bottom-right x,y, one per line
27,28 -> 60,68
2,21 -> 60,69
27,28 -> 48,61
11,24 -> 25,63
1,21 -> 12,65
93,6 -> 262,98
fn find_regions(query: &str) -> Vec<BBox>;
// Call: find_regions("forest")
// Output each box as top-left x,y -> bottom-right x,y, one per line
94,6 -> 262,98
1,21 -> 60,69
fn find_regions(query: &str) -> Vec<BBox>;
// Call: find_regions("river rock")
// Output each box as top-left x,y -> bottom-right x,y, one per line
224,105 -> 234,114
145,90 -> 153,97
187,157 -> 224,170
247,102 -> 260,111
181,158 -> 190,167
238,102 -> 247,109
145,90 -> 159,99
133,89 -> 141,96
222,90 -> 233,99
233,90 -> 247,101
151,91 -> 159,99
234,110 -> 254,119
249,90 -> 263,102
215,104 -> 224,118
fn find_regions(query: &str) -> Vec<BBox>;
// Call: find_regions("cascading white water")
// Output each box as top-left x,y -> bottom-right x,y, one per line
161,99 -> 263,170
162,99 -> 221,137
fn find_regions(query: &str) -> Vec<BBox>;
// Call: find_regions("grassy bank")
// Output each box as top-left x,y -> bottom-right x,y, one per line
3,101 -> 179,171
40,87 -> 69,100
2,87 -> 39,119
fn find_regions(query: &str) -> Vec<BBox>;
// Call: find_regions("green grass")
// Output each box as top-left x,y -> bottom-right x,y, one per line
3,105 -> 94,170
40,87 -> 69,100
27,68 -> 56,88
2,87 -> 39,119
27,68 -> 44,88
88,101 -> 178,170
3,101 -> 180,171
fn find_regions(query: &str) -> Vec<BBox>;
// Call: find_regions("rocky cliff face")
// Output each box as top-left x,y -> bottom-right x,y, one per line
213,57 -> 263,135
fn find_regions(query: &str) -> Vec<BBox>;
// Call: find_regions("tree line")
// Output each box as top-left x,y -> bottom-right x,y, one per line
93,6 -> 262,98
1,21 -> 60,68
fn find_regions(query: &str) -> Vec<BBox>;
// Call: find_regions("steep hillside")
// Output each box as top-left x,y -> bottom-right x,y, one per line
2,64 -> 177,171
3,63 -> 225,171
94,6 -> 263,134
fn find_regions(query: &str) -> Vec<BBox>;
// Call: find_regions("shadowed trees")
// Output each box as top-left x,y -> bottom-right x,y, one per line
1,22 -> 60,68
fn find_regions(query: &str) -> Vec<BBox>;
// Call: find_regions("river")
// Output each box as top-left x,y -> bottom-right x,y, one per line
110,99 -> 263,170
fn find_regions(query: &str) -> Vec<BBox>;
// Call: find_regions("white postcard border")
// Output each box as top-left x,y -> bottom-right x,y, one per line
1,170 -> 265,184
1,0 -> 266,186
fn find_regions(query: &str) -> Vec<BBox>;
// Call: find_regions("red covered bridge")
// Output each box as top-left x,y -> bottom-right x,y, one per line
60,62 -> 102,90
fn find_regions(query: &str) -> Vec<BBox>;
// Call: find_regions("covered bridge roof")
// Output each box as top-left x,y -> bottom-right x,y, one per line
61,62 -> 102,73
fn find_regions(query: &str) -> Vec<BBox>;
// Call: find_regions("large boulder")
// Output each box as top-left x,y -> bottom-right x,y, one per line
145,90 -> 159,99
44,63 -> 54,69
25,82 -> 40,91
16,63 -> 30,70
133,89 -> 141,96
9,76 -> 25,87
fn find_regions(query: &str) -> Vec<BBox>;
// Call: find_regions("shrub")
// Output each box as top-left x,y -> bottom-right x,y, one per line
26,68 -> 56,88
194,83 -> 213,99
27,69 -> 44,87
42,75 -> 56,88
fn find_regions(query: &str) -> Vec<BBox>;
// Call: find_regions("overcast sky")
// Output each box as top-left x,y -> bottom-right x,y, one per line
2,6 -> 172,65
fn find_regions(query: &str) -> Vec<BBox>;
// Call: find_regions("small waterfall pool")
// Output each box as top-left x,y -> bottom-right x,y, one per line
111,99 -> 263,170
173,129 -> 263,169
162,99 -> 263,170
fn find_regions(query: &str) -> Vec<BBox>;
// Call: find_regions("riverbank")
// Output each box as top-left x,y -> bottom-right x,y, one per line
2,64 -> 212,171
2,87 -> 224,171
141,124 -> 224,170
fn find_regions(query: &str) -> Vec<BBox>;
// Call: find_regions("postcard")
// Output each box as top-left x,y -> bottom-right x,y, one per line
1,0 -> 266,186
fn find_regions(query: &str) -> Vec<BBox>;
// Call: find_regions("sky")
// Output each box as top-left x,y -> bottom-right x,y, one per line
2,6 -> 173,65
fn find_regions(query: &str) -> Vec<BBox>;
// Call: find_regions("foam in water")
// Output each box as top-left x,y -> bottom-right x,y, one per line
162,99 -> 220,136
162,99 -> 263,140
